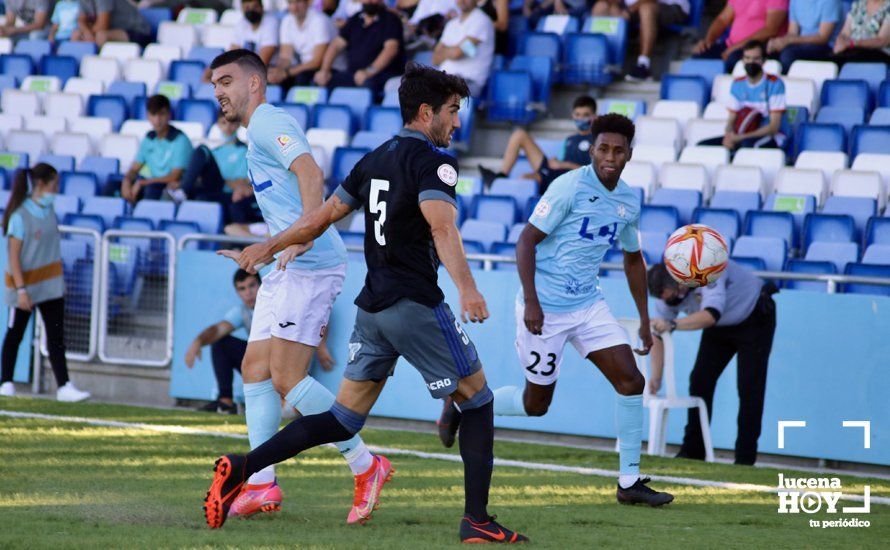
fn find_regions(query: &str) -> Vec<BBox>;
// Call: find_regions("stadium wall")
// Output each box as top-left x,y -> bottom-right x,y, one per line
171,251 -> 889,466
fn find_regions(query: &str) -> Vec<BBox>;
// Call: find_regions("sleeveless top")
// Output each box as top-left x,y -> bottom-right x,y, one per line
5,203 -> 64,307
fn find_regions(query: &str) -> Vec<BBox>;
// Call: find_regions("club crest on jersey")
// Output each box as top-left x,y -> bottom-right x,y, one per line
578,139 -> 590,151
534,199 -> 551,218
276,135 -> 292,148
437,163 -> 458,186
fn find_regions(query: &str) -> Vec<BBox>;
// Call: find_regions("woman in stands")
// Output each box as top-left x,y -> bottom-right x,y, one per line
0,163 -> 90,402
832,0 -> 890,65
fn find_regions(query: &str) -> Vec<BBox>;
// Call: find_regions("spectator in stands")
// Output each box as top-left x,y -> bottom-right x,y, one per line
113,95 -> 194,204
72,0 -> 152,47
48,0 -> 80,42
268,0 -> 333,87
0,164 -> 91,402
693,0 -> 788,72
0,0 -> 53,40
767,0 -> 841,72
403,0 -> 457,52
478,95 -> 597,193
314,0 -> 406,97
831,0 -> 890,65
478,0 -> 509,55
524,0 -> 588,29
647,261 -> 778,465
700,41 -> 785,151
231,0 -> 280,66
432,0 -> 494,96
332,0 -> 362,26
592,0 -> 690,81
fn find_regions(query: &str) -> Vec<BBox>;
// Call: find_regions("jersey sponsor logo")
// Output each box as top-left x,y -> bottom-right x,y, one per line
278,321 -> 296,328
348,342 -> 362,363
588,196 -> 599,203
427,378 -> 453,391
437,163 -> 458,186
533,198 -> 551,218
276,134 -> 300,155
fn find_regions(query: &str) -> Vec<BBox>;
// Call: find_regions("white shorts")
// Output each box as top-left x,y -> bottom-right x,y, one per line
248,264 -> 346,346
514,299 -> 630,386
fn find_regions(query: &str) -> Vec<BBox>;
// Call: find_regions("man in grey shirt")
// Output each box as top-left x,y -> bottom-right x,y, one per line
0,0 -> 54,40
647,260 -> 777,465
72,0 -> 151,46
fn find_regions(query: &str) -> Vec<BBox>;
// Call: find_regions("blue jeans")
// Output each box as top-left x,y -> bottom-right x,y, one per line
210,335 -> 246,400
694,41 -> 743,74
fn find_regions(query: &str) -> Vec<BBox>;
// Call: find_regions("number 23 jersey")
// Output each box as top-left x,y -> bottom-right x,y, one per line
527,165 -> 641,314
334,129 -> 460,313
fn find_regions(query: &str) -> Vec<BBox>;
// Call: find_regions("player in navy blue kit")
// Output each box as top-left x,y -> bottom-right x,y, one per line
203,63 -> 528,543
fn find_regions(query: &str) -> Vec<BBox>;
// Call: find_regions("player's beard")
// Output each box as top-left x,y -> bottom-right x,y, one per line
430,119 -> 453,148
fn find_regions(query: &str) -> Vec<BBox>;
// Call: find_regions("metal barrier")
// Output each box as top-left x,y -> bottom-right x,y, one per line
98,230 -> 176,367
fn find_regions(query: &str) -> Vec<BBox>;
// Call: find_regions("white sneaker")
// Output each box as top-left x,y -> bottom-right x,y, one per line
0,381 -> 15,397
57,382 -> 90,402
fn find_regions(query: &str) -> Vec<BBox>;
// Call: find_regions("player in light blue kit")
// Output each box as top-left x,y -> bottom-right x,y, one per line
210,49 -> 385,524
438,114 -> 674,506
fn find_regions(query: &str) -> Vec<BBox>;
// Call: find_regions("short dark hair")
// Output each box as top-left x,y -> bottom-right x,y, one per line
591,113 -> 635,144
647,263 -> 677,298
742,40 -> 766,56
398,62 -> 470,125
572,95 -> 597,112
146,94 -> 171,115
233,268 -> 260,286
210,49 -> 268,85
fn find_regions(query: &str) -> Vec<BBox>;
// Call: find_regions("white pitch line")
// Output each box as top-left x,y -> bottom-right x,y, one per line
2,409 -> 887,506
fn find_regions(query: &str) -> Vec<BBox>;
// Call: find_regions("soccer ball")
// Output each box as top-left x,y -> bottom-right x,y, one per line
663,224 -> 729,288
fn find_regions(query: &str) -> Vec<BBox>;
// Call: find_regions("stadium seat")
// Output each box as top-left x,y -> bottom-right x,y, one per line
765,192 -> 816,239
684,119 -> 725,146
158,22 -> 199,52
79,156 -> 119,188
489,179 -> 537,210
177,200 -> 222,234
123,58 -> 164,92
51,194 -> 79,223
99,134 -> 140,170
462,240 -> 486,268
314,104 -> 353,134
731,256 -> 766,271
6,130 -> 46,165
745,210 -> 796,249
82,196 -> 126,228
114,216 -> 154,233
56,41 -> 97,65
784,259 -> 837,292
120,119 -> 153,139
821,79 -> 872,112
192,83 -> 215,101
658,162 -> 710,199
351,131 -> 390,150
39,55 -> 78,86
651,187 -> 700,224
271,102 -> 309,130
796,123 -> 846,156
731,59 -> 781,78
775,167 -> 827,206
632,145 -> 676,171
803,213 -> 855,250
472,195 -> 518,227
486,70 -> 535,124
26,116 -> 66,140
169,60 -> 205,89
186,46 -> 223,68
881,80 -> 890,108
870,107 -> 890,125
461,219 -> 507,251
153,80 -> 191,103
507,223 -> 525,243
692,207 -> 740,242
63,77 -> 104,100
200,25 -> 234,49
599,249 -> 626,278
79,55 -> 120,86
142,43 -> 180,73
99,41 -> 140,65
677,58 -> 724,90
843,263 -> 890,296
823,196 -> 876,238
509,55 -> 553,105
63,212 -> 104,233
851,125 -> 890,157
805,241 -> 859,272
491,242 -> 517,271
42,92 -> 84,122
851,153 -> 890,192
640,204 -> 680,234
677,146 -> 728,181
0,73 -> 16,96
178,7 -> 217,25
133,200 -> 176,227
107,81 -> 147,108
862,244 -> 890,264
831,170 -> 885,211
651,100 -> 700,133
635,116 -> 681,151
536,14 -> 579,34
0,151 -> 29,171
640,231 -> 668,265
816,106 -> 865,134
20,75 -> 61,95
519,32 -> 561,68
788,60 -> 838,93
50,133 -> 93,163
584,16 -> 628,66
286,86 -> 328,105
329,146 -> 369,186
365,106 -> 401,135
0,53 -> 34,81
60,171 -> 99,200
562,33 -> 611,86
733,236 -> 787,272
2,89 -> 40,116
659,75 -> 709,109
87,95 -> 128,131
329,87 -> 373,130
0,113 -> 23,138
305,128 -> 349,177
598,98 -> 647,120
70,117 -> 113,149
782,77 -> 818,112
794,151 -> 847,186
621,161 -> 656,198
838,62 -> 888,96
867,217 -> 890,247
176,99 -> 217,132
710,190 -> 762,220
702,101 -> 729,121
714,165 -> 767,197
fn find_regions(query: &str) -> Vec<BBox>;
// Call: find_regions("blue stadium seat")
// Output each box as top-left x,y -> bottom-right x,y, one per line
139,7 -> 173,40
0,54 -> 34,81
866,216 -> 890,246
329,87 -> 373,131
351,131 -> 390,150
805,241 -> 859,272
660,74 -> 709,108
87,95 -> 129,131
187,46 -> 223,68
60,240 -> 90,272
132,95 -> 147,119
584,17 -> 628,66
784,259 -> 837,292
745,210 -> 796,250
176,200 -> 222,234
82,197 -> 126,228
286,86 -> 328,105
313,104 -> 353,133
815,106 -> 864,134
63,213 -> 105,233
462,240 -> 486,268
365,106 -> 401,135
821,79 -> 872,111
67,258 -> 95,315
0,74 -> 17,94
562,33 -> 610,86
640,231 -> 668,264
39,55 -> 77,86
838,62 -> 888,96
382,90 -> 399,107
862,243 -> 890,264
266,85 -> 283,104
692,207 -> 740,242
489,178 -> 537,211
822,196 -> 876,239
851,124 -> 890,157
272,102 -> 310,130
177,99 -> 217,132
505,8 -> 528,57
670,0 -> 704,31
710,191 -> 762,219
507,223 -> 525,243
843,263 -> 890,296
113,216 -> 153,231
509,55 -> 553,104
880,79 -> 890,108
733,236 -> 787,272
765,193 -> 816,241
412,50 -> 434,67
192,83 -> 215,101
472,195 -> 518,226
797,122 -> 846,156
461,219 -> 507,251
79,156 -> 119,188
640,205 -> 680,234
491,242 -> 517,271
60,172 -> 99,200
803,213 -> 855,250
160,220 -> 201,248
169,60 -> 205,89
451,97 -> 476,149
0,152 -> 29,170
330,146 -> 369,186
731,256 -> 767,272
869,106 -> 890,125
486,71 -> 535,124
535,15 -> 580,34
133,199 -> 176,227
519,32 -> 561,69
38,154 -> 75,172
107,81 -> 147,110
55,41 -> 96,64
14,39 -> 51,65
107,243 -> 140,298
54,195 -> 81,222
677,58 -> 724,90
780,105 -> 810,156
650,188 -> 701,225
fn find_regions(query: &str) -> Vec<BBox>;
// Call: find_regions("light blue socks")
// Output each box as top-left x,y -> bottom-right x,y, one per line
493,386 -> 528,416
244,379 -> 281,484
285,376 -> 374,475
616,394 -> 643,488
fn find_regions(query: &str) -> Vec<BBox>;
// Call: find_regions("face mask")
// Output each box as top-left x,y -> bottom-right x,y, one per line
244,10 -> 263,24
362,3 -> 383,16
37,193 -> 56,207
744,62 -> 762,78
574,118 -> 592,132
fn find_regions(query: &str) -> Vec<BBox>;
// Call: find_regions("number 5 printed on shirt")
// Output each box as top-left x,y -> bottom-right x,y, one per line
370,178 -> 389,246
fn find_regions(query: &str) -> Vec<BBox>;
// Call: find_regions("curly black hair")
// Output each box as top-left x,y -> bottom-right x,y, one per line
591,113 -> 636,145
398,62 -> 470,124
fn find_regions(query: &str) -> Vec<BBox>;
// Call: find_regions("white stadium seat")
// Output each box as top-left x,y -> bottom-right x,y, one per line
25,115 -> 67,140
172,120 -> 207,141
69,116 -> 113,149
621,161 -> 656,199
832,170 -> 886,211
731,59 -> 781,78
658,162 -> 710,198
685,118 -> 725,145
20,75 -> 61,94
634,116 -> 681,150
307,129 -> 349,176
310,145 -> 328,178
142,44 -> 182,74
631,145 -> 676,171
219,9 -> 242,25
2,89 -> 41,116
100,134 -> 140,170
794,151 -> 847,183
120,119 -> 153,139
50,132 -> 93,163
711,74 -> 734,106
124,58 -> 165,92
0,113 -> 23,138
80,55 -> 121,86
6,130 -> 48,165
782,77 -> 817,111
202,24 -> 235,49
787,60 -> 838,95
651,100 -> 701,133
158,22 -> 199,52
678,145 -> 728,181
43,92 -> 85,121
177,7 -> 218,25
63,77 -> 104,100
851,154 -> 890,195
0,37 -> 12,54
207,123 -> 248,143
775,167 -> 827,206
702,101 -> 729,121
732,148 -> 786,192
714,164 -> 767,197
99,41 -> 141,65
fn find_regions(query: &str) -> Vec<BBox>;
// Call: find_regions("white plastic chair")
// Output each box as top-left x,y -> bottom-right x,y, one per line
684,118 -> 726,146
120,119 -> 153,139
632,145 -> 677,172
79,55 -> 121,86
50,132 -> 93,163
63,77 -> 104,101
307,128 -> 349,176
775,167 -> 827,206
100,134 -> 140,170
732,148 -> 786,192
202,24 -> 235,49
831,170 -> 886,211
678,145 -> 729,182
1,89 -> 40,116
794,151 -> 847,184
0,113 -> 23,138
0,37 -> 12,55
787,60 -> 838,96
124,58 -> 164,92
172,120 -> 206,141
658,162 -> 710,198
20,75 -> 61,94
702,101 -> 729,121
219,9 -> 242,25
715,164 -> 768,197
177,7 -> 218,26
69,116 -> 113,149
651,100 -> 701,134
6,130 -> 48,165
634,116 -> 682,151
25,115 -> 67,140
711,74 -> 734,107
621,161 -> 656,199
782,77 -> 817,111
851,154 -> 890,197
157,22 -> 199,52
43,92 -> 84,121
142,43 -> 182,73
99,41 -> 141,65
